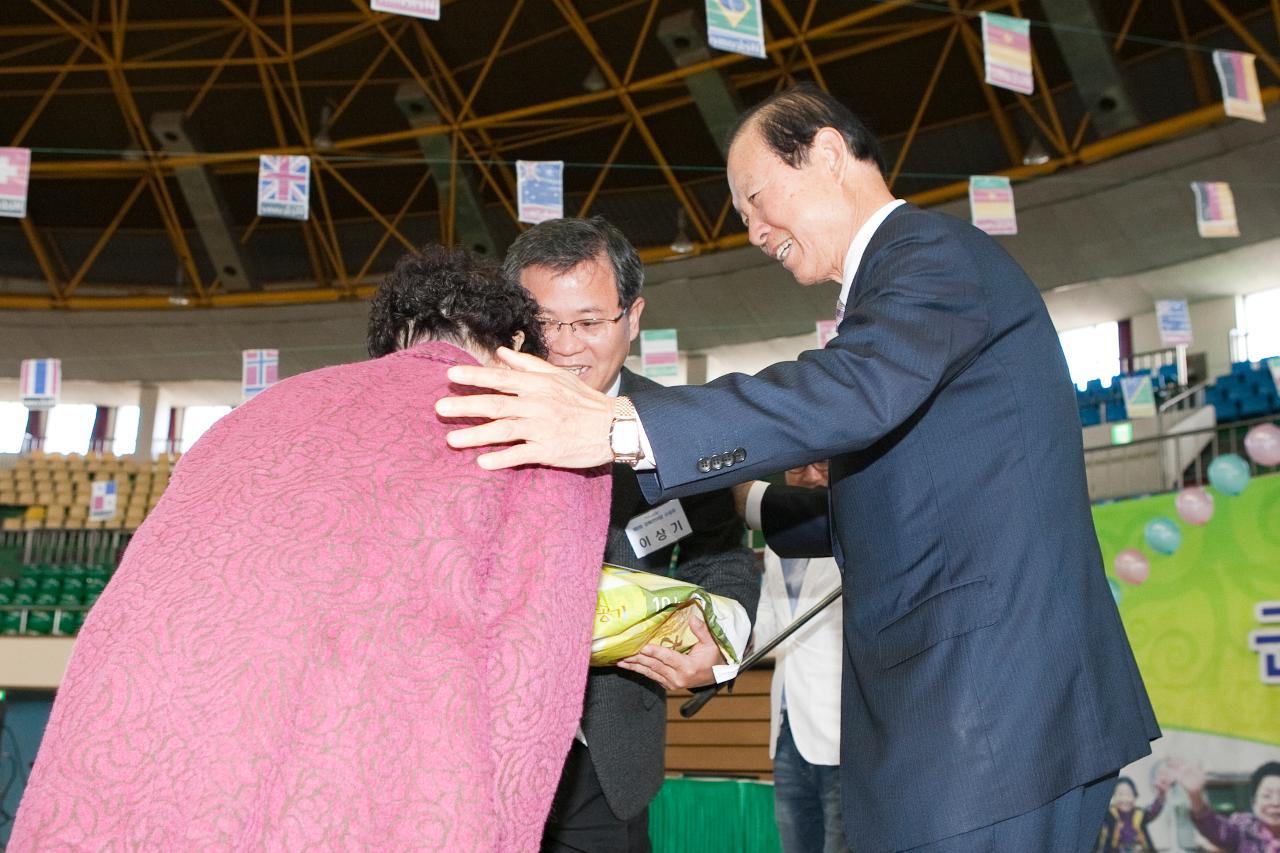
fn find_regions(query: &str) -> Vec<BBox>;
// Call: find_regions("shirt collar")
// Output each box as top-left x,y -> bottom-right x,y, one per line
837,199 -> 905,313
606,373 -> 622,398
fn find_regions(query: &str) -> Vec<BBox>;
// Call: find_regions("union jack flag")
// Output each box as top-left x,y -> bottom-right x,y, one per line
242,349 -> 280,401
0,147 -> 31,219
257,155 -> 310,221
517,160 -> 564,224
20,358 -> 60,410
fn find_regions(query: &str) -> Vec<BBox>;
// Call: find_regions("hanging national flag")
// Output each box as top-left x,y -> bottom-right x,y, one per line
1119,376 -> 1156,419
517,160 -> 564,224
90,480 -> 118,522
0,147 -> 31,219
19,358 -> 60,410
1213,49 -> 1265,123
969,175 -> 1018,235
370,0 -> 439,21
816,320 -> 838,348
706,0 -> 766,60
981,12 -> 1033,95
1191,181 -> 1239,238
1155,299 -> 1194,347
242,349 -> 280,401
641,329 -> 679,379
257,155 -> 310,221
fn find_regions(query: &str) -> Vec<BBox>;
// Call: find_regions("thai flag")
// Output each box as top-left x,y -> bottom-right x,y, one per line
242,349 -> 280,400
517,160 -> 564,224
20,358 -> 60,409
0,147 -> 31,219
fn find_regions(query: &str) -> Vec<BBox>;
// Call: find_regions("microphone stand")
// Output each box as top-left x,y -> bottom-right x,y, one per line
679,586 -> 842,718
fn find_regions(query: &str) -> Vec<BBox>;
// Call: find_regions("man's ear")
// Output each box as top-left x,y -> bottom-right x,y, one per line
511,330 -> 526,352
626,296 -> 646,343
812,126 -> 847,175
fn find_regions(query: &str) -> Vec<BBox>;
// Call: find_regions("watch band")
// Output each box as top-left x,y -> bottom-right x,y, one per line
610,396 -> 645,465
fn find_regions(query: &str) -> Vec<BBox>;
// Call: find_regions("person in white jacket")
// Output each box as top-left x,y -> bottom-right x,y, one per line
740,461 -> 846,853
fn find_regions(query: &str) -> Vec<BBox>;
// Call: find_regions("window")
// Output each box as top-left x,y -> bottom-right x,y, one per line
0,402 -> 28,453
44,404 -> 97,455
1243,288 -> 1280,362
1058,321 -> 1120,390
112,406 -> 140,456
178,406 -> 231,452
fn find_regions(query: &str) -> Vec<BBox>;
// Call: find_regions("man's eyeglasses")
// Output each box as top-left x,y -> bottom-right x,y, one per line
536,307 -> 627,341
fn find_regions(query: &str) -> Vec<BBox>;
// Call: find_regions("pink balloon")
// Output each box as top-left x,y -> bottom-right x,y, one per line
1175,487 -> 1215,526
1114,548 -> 1150,585
1244,423 -> 1280,467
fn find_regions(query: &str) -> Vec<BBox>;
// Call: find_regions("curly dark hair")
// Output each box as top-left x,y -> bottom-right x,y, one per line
367,244 -> 546,359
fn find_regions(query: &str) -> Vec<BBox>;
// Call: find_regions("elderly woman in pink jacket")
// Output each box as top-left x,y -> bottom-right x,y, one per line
12,245 -> 611,851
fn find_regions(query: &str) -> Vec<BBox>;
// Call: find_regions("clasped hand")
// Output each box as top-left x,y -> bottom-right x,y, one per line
617,610 -> 724,691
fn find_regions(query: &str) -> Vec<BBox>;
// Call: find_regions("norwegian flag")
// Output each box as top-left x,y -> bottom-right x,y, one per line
90,480 -> 117,522
20,358 -> 60,410
0,147 -> 31,219
257,155 -> 310,221
1191,181 -> 1240,238
517,160 -> 564,224
242,349 -> 280,401
1213,50 -> 1266,123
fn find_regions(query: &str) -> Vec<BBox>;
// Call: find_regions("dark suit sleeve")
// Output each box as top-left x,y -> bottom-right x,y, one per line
669,486 -> 759,628
760,484 -> 832,559
632,218 -> 990,504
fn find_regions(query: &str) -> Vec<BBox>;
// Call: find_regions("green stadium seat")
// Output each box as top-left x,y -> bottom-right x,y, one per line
12,592 -> 34,606
84,578 -> 106,594
55,611 -> 80,635
17,577 -> 38,592
2,612 -> 21,635
34,592 -> 58,606
61,578 -> 84,595
39,577 -> 61,593
58,593 -> 81,607
26,610 -> 54,635
0,577 -> 15,592
0,591 -> 10,606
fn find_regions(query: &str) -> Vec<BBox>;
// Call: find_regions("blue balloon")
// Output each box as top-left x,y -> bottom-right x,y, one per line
1144,516 -> 1182,555
1208,453 -> 1251,497
1108,577 -> 1123,605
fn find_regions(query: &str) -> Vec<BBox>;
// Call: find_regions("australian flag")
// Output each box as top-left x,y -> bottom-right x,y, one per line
517,160 -> 564,224
20,358 -> 60,410
257,155 -> 310,221
242,349 -> 280,401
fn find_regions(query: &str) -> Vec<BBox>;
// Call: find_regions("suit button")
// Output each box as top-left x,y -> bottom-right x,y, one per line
723,452 -> 734,467
733,448 -> 746,463
697,457 -> 711,473
711,455 -> 724,470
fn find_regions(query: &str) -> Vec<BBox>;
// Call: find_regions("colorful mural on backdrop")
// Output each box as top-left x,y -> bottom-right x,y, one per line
1093,462 -> 1279,852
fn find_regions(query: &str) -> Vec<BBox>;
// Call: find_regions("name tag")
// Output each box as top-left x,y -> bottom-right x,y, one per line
626,500 -> 692,557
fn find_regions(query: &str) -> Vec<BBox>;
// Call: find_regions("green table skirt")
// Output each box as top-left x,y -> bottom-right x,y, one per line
650,777 -> 782,853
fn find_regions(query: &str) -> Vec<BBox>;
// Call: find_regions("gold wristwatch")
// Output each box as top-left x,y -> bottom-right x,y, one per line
609,396 -> 645,466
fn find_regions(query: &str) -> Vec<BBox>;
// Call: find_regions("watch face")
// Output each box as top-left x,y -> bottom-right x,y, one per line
611,421 -> 640,452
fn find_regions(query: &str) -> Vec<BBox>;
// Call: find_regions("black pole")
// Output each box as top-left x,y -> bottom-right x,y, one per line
679,586 -> 842,718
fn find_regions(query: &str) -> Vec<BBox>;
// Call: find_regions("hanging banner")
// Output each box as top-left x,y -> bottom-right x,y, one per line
705,0 -> 766,60
1190,181 -> 1239,238
969,175 -> 1018,235
816,320 -> 838,348
516,160 -> 564,225
0,147 -> 31,219
257,154 -> 311,221
242,349 -> 279,402
1212,49 -> 1266,123
370,0 -> 439,21
89,480 -> 117,523
640,329 -> 679,379
1120,375 -> 1156,419
1155,299 -> 1194,347
981,12 -> 1033,95
1268,356 -> 1280,396
19,358 -> 60,410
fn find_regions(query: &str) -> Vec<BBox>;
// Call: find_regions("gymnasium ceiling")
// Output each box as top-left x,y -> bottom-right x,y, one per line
0,0 -> 1278,314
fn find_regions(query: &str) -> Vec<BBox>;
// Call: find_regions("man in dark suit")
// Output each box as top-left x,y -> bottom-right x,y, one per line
504,216 -> 759,853
442,84 -> 1160,851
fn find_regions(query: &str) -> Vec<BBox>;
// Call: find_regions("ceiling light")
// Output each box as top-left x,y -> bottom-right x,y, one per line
1022,138 -> 1050,166
670,209 -> 694,254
